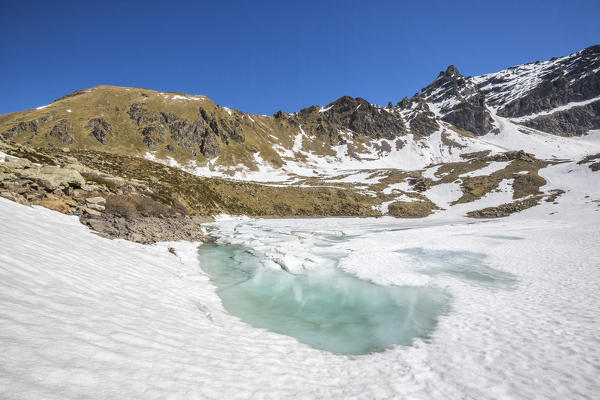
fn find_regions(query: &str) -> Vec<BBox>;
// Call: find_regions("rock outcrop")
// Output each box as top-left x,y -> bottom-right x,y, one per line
2,120 -> 39,141
47,119 -> 75,144
128,103 -> 160,127
467,197 -> 541,218
141,122 -> 167,149
0,148 -> 209,244
485,45 -> 600,118
296,96 -> 407,141
522,100 -> 600,136
400,65 -> 495,136
86,118 -> 113,144
81,214 -> 209,244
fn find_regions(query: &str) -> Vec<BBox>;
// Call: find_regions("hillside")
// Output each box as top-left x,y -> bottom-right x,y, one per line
1,45 -> 599,225
1,45 -> 598,176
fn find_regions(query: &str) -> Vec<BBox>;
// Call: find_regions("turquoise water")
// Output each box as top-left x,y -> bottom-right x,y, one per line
198,243 -> 450,355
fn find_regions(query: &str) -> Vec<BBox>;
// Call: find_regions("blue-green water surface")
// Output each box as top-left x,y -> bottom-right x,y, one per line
198,243 -> 450,355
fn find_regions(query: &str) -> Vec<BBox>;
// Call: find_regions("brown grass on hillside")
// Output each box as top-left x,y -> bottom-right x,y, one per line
105,194 -> 178,219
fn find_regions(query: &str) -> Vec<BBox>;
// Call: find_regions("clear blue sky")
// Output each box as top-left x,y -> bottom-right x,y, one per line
1,0 -> 598,115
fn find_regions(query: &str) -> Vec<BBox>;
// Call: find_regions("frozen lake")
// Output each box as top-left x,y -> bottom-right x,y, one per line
1,187 -> 599,398
198,220 -> 519,355
199,242 -> 450,354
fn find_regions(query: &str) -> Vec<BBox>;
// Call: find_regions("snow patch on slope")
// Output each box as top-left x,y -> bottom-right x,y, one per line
510,96 -> 600,123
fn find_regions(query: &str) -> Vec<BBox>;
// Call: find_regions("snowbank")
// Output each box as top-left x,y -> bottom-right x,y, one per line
1,186 -> 599,398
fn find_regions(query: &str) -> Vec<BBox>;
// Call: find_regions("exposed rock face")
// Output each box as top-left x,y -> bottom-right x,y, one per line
124,102 -> 224,157
403,65 -> 495,136
408,102 -> 438,136
297,96 -> 407,141
198,106 -> 244,145
128,103 -> 159,126
141,122 -> 167,149
17,166 -> 85,190
442,97 -> 495,136
229,123 -> 245,143
167,119 -> 203,148
424,65 -> 480,112
81,214 -> 209,244
126,103 -> 223,157
521,101 -> 600,136
2,120 -> 39,140
47,119 -> 75,144
397,45 -> 599,137
86,118 -> 113,144
160,112 -> 178,125
200,131 -> 221,158
482,45 -> 600,118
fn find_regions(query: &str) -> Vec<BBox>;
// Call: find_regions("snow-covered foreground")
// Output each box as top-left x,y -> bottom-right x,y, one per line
1,162 -> 600,398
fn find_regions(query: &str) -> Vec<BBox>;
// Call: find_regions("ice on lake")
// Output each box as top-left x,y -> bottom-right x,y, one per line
198,219 -> 518,355
198,243 -> 450,355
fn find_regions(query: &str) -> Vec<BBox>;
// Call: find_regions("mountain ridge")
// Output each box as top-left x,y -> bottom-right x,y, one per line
1,44 -> 599,181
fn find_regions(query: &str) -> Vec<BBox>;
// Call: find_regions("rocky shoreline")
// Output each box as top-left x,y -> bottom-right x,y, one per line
1,140 -> 578,242
0,148 -> 209,244
80,214 -> 210,244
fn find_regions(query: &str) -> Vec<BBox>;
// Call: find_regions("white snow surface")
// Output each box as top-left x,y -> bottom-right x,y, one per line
1,158 -> 600,398
160,93 -> 203,101
423,181 -> 463,209
460,161 -> 510,177
146,127 -> 515,185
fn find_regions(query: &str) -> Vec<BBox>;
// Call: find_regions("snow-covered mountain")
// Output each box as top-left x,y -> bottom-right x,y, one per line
399,44 -> 600,136
1,45 -> 599,183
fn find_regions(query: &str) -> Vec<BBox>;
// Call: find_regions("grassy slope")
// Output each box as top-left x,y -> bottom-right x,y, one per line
1,140 -> 381,217
0,86 -> 342,171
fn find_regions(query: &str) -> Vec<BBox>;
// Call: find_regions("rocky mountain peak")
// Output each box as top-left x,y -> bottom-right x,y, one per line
579,44 -> 600,59
474,44 -> 600,118
328,96 -> 372,112
295,95 -> 406,141
443,65 -> 460,77
399,44 -> 600,137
